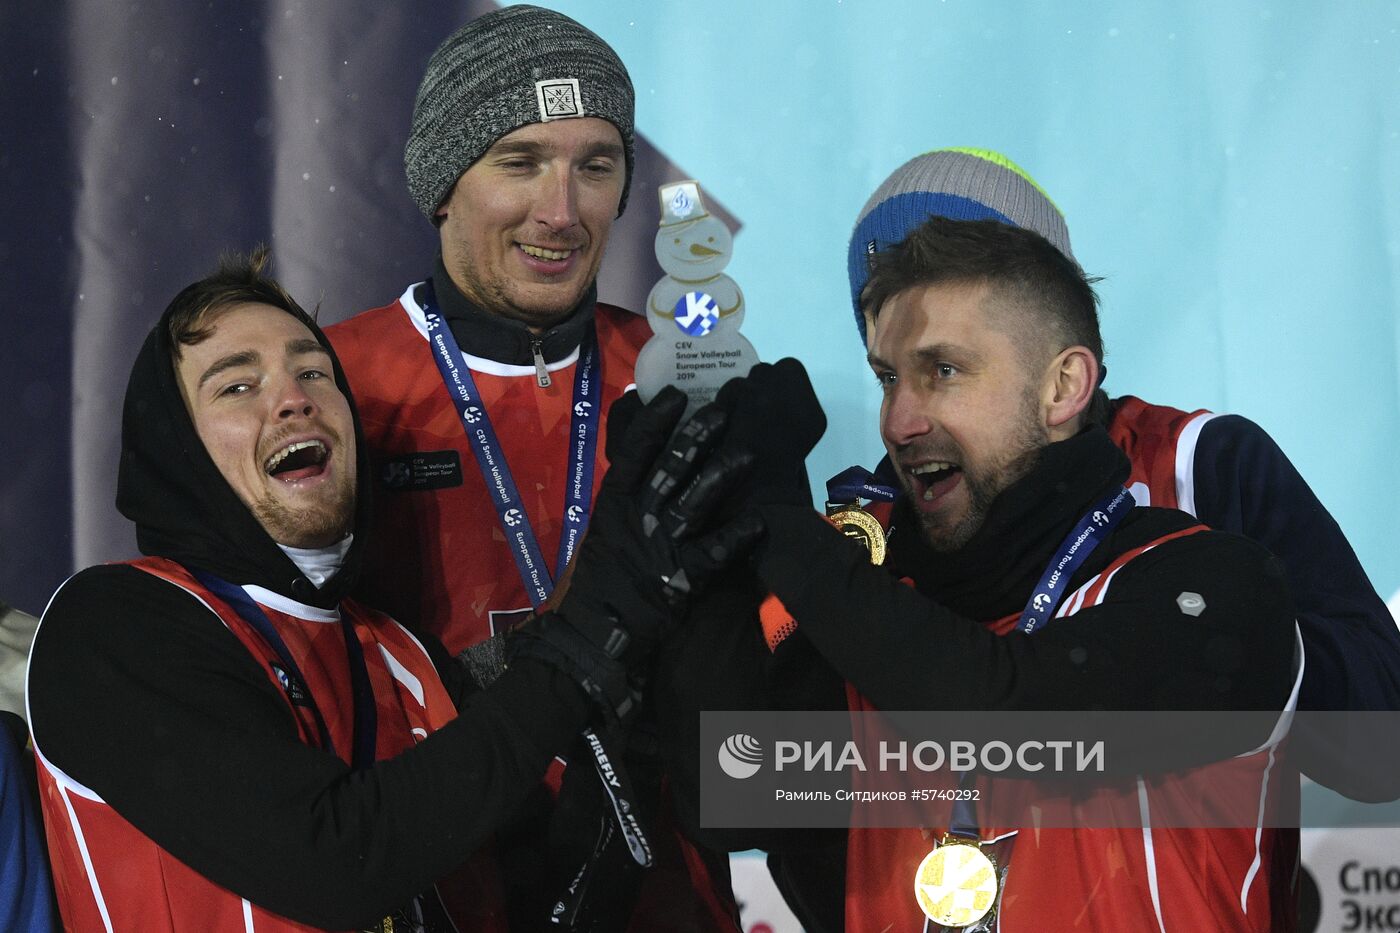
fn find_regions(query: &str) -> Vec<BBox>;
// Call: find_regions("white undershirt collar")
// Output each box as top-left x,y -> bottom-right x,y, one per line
278,535 -> 353,589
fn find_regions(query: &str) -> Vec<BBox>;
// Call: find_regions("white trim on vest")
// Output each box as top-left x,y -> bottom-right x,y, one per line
397,281 -> 582,377
1137,778 -> 1169,933
378,644 -> 425,708
240,585 -> 341,623
59,780 -> 114,932
1173,411 -> 1220,517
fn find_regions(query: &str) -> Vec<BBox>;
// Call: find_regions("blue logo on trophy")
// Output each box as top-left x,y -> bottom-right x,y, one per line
634,181 -> 759,414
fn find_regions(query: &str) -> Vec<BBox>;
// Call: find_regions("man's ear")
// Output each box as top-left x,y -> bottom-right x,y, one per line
1043,346 -> 1098,439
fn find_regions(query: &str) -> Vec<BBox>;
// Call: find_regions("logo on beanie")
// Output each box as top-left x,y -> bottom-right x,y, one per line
536,78 -> 583,121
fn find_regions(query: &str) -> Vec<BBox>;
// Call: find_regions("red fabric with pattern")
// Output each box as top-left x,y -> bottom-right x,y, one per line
36,557 -> 504,933
840,527 -> 1297,933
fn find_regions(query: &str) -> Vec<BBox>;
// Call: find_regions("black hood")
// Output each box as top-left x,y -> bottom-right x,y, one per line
115,306 -> 372,609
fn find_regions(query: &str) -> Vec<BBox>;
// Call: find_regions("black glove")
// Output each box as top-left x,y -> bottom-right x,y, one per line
713,357 -> 827,509
510,387 -> 760,725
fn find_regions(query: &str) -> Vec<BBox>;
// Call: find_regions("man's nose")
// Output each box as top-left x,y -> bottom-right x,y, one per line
275,378 -> 317,419
881,384 -> 932,448
535,167 -> 579,231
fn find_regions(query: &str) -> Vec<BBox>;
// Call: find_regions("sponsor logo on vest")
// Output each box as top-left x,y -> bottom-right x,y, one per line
269,662 -> 309,705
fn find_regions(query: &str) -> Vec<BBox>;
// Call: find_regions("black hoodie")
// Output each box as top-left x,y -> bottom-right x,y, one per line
114,294 -> 373,607
27,301 -> 591,928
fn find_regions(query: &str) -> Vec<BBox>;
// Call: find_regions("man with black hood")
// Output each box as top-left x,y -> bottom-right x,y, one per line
25,250 -> 754,932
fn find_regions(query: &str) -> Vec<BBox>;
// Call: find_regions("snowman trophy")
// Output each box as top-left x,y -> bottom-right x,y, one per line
634,180 -> 759,414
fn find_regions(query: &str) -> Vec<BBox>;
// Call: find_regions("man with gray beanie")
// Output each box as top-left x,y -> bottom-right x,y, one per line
327,6 -> 740,930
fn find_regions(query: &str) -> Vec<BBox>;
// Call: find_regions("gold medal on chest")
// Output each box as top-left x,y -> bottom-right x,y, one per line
825,502 -> 887,566
913,835 -> 999,928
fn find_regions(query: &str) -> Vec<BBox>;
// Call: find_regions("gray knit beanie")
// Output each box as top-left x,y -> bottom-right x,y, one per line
405,4 -> 636,221
847,148 -> 1075,342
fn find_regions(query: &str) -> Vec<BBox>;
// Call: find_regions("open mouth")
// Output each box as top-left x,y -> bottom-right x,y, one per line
908,460 -> 962,505
264,440 -> 330,482
519,244 -> 575,262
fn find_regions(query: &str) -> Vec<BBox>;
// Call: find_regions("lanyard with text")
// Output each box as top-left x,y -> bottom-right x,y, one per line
947,484 -> 1136,841
419,280 -> 601,607
418,283 -> 652,878
193,570 -> 378,771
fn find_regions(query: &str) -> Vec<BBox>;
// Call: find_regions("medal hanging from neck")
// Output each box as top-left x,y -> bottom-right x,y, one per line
912,485 -> 1136,928
824,464 -> 900,565
914,830 -> 1000,928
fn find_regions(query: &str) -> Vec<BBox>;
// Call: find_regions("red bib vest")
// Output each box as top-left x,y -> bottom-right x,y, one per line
327,288 -> 651,655
35,558 -> 504,933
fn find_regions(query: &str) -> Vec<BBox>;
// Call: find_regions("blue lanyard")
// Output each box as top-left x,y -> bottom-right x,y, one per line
826,461 -> 900,504
193,570 -> 378,771
1012,485 -> 1135,635
419,281 -> 601,608
947,485 -> 1135,840
418,285 -> 653,869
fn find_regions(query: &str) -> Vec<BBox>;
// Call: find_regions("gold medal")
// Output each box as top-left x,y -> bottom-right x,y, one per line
825,503 -> 886,566
914,836 -> 999,928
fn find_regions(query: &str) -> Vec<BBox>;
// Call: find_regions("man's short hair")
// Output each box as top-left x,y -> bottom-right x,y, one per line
862,216 -> 1104,369
165,246 -> 316,359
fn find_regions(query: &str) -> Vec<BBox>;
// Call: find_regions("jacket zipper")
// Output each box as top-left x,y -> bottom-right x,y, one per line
531,338 -> 552,388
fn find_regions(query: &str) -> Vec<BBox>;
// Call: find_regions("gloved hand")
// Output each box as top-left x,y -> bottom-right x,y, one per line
713,358 -> 827,509
510,386 -> 761,725
543,725 -> 658,930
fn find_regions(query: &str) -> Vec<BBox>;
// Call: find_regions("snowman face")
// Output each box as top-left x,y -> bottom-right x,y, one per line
654,215 -> 733,279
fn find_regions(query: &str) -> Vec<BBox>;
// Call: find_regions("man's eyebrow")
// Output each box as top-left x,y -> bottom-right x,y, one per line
581,141 -> 625,160
287,337 -> 328,358
196,340 -> 327,390
485,139 -> 624,161
487,139 -> 547,158
866,343 -> 983,371
197,351 -> 259,390
912,343 -> 982,367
